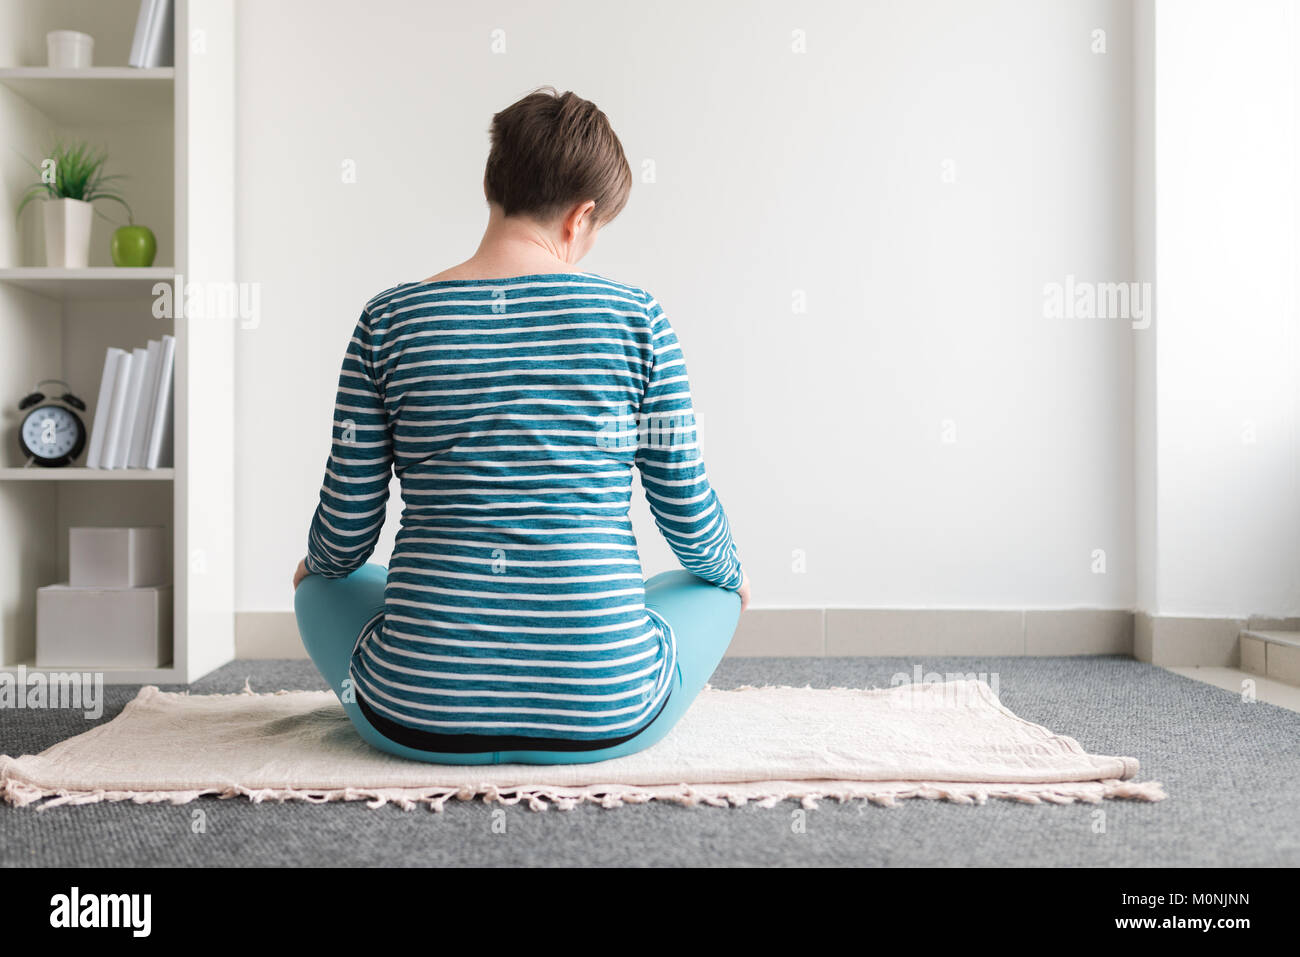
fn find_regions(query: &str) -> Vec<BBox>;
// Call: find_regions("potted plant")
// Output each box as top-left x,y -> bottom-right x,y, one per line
16,141 -> 132,268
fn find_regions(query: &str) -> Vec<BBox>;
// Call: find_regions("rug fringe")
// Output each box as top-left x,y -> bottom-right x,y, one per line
0,757 -> 1167,813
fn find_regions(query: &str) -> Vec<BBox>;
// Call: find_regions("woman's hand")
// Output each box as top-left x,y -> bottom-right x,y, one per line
737,571 -> 751,613
293,558 -> 311,591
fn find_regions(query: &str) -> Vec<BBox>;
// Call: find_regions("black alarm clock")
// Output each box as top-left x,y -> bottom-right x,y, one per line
18,379 -> 87,467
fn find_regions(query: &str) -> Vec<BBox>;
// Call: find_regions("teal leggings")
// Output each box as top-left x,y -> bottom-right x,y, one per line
294,565 -> 742,765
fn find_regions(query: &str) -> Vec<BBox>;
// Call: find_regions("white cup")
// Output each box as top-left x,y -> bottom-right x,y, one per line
46,30 -> 94,69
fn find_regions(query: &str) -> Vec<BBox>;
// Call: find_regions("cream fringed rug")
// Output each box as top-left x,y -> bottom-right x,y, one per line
0,679 -> 1166,812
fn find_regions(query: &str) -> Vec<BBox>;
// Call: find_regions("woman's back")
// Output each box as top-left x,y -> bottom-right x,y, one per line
381,272 -> 651,527
303,272 -> 743,749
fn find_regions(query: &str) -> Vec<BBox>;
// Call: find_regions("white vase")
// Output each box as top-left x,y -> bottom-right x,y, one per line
43,198 -> 95,268
46,30 -> 94,69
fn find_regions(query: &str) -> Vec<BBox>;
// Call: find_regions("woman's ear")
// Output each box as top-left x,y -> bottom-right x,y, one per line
562,200 -> 598,245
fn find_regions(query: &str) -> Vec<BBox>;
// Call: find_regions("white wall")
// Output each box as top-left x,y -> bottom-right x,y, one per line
1138,0 -> 1300,618
1132,0 -> 1158,615
235,0 -> 1137,613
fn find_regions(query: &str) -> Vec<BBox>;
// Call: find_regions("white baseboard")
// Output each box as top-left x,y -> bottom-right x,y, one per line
1135,613 -> 1243,667
242,608 -> 1285,666
238,607 -> 1171,660
236,612 -> 305,659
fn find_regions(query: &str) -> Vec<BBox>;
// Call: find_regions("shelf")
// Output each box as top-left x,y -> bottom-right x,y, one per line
0,1 -> 236,685
0,267 -> 174,301
0,67 -> 174,126
0,468 -> 174,481
0,660 -> 181,686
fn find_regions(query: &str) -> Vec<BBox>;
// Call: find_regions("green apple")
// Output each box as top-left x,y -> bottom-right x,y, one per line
111,225 -> 157,267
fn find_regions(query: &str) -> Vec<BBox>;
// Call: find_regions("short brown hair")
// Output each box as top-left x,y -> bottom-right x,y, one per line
484,88 -> 632,226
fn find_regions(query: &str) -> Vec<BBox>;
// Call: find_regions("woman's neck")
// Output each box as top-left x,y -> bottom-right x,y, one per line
423,209 -> 577,283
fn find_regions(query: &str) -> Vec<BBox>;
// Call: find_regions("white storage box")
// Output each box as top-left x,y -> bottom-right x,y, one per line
69,526 -> 168,588
36,584 -> 172,669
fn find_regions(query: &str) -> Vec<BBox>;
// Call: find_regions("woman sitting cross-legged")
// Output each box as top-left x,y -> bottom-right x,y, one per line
293,87 -> 749,765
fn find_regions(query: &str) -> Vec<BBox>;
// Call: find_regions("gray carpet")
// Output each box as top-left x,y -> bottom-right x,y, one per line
2,656 -> 1297,867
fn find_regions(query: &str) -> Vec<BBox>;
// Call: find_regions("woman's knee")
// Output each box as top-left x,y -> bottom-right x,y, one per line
295,564 -> 388,621
647,569 -> 740,608
294,564 -> 388,690
646,571 -> 741,634
292,571 -> 326,623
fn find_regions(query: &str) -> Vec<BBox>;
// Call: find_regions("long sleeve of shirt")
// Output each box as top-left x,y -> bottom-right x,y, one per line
304,308 -> 393,578
635,294 -> 744,591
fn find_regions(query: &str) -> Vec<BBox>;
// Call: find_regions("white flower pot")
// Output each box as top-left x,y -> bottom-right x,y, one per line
43,198 -> 95,268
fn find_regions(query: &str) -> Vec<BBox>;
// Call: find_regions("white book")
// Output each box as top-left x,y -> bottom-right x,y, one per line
128,0 -> 173,68
128,340 -> 163,468
149,1 -> 175,68
84,348 -> 127,469
127,0 -> 156,68
145,335 -> 176,469
100,352 -> 135,470
112,347 -> 150,469
131,0 -> 174,69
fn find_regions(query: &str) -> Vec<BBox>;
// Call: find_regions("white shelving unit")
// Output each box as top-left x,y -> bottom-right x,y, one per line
0,266 -> 175,299
0,468 -> 176,481
0,0 -> 234,683
0,67 -> 175,124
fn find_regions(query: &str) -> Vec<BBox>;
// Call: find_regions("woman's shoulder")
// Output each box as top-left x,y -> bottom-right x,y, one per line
571,270 -> 650,300
571,273 -> 669,325
358,272 -> 659,324
351,281 -> 423,324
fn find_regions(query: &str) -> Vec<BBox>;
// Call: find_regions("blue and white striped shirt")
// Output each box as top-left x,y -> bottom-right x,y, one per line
304,273 -> 743,747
